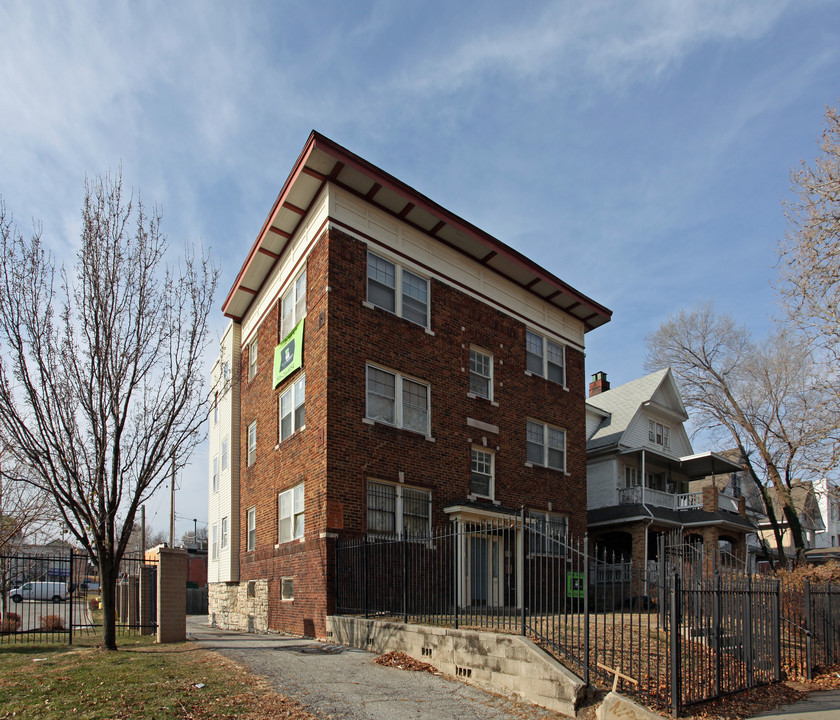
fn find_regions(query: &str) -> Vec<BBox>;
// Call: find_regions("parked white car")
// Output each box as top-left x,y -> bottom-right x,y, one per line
10,581 -> 68,603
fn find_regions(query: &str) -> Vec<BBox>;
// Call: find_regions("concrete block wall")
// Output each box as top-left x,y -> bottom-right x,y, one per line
327,616 -> 585,716
157,547 -> 187,643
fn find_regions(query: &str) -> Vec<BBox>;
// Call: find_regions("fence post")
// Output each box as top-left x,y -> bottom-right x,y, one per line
804,578 -> 813,680
402,533 -> 408,624
363,535 -> 368,620
68,550 -> 74,646
825,584 -> 832,666
744,574 -> 752,685
713,573 -> 721,698
670,572 -> 681,718
453,519 -> 459,630
583,534 -> 590,686
772,577 -> 781,682
520,506 -> 526,637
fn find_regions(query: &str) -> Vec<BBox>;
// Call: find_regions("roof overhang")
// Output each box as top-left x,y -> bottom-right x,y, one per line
222,131 -> 613,330
616,447 -> 742,479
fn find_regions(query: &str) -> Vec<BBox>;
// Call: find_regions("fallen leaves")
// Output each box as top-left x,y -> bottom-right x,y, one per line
374,651 -> 440,674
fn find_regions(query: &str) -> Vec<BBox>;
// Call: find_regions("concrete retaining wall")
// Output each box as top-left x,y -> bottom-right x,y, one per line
327,616 -> 585,717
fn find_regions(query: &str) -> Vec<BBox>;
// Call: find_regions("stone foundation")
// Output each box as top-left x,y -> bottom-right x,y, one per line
208,579 -> 269,633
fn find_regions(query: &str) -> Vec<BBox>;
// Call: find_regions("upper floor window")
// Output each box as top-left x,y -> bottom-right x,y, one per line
279,483 -> 305,543
212,456 -> 219,492
648,420 -> 670,448
281,268 -> 307,340
367,480 -> 431,538
469,348 -> 493,400
213,393 -> 218,424
221,437 -> 229,471
526,420 -> 566,471
248,338 -> 258,381
211,524 -> 218,560
279,374 -> 306,442
247,421 -> 257,467
222,361 -> 230,385
366,365 -> 430,435
528,511 -> 568,555
366,252 -> 428,328
221,516 -> 229,549
246,507 -> 256,552
525,330 -> 565,386
471,447 -> 494,498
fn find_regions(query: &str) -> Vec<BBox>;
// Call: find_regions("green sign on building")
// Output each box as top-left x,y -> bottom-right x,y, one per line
273,319 -> 304,387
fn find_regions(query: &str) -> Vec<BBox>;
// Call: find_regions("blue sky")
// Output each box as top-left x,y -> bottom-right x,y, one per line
1,1 -> 838,536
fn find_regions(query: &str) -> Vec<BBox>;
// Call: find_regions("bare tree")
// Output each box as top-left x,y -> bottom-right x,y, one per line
182,525 -> 208,550
0,174 -> 218,649
645,304 -> 840,566
778,104 -> 840,393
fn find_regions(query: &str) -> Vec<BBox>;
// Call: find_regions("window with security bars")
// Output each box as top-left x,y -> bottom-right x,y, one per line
469,348 -> 492,399
528,511 -> 568,555
525,330 -> 565,386
366,251 -> 429,328
367,480 -> 431,538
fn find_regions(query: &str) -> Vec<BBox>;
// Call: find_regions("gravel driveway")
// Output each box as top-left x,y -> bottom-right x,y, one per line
187,617 -> 569,720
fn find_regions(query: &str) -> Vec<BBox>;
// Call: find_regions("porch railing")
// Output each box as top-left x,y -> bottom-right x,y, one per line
617,486 -> 703,510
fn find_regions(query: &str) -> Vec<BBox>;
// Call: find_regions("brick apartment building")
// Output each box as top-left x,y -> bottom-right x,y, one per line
207,132 -> 611,637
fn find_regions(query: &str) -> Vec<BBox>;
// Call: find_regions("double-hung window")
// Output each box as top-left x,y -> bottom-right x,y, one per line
471,447 -> 494,498
213,393 -> 218,424
526,420 -> 566,471
280,269 -> 307,339
366,252 -> 429,328
525,330 -> 565,386
246,507 -> 256,551
367,480 -> 431,537
648,420 -> 670,448
366,365 -> 430,435
279,374 -> 306,442
469,348 -> 493,399
278,483 -> 305,543
221,516 -> 229,549
212,456 -> 219,492
528,511 -> 568,555
211,524 -> 219,560
248,338 -> 258,380
247,421 -> 257,467
221,438 -> 229,471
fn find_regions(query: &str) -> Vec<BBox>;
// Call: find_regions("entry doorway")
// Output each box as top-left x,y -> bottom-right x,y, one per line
468,535 -> 503,607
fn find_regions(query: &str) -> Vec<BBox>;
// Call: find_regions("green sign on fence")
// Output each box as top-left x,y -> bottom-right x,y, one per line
566,571 -> 584,599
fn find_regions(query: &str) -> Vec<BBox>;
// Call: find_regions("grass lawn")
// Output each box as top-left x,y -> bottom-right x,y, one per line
0,629 -> 316,720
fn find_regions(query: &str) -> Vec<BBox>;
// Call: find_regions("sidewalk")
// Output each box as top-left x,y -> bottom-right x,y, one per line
751,689 -> 840,719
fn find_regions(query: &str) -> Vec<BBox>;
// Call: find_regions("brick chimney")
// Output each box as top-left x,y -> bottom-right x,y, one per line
589,371 -> 610,397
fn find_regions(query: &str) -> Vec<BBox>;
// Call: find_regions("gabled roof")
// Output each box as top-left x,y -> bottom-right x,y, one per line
586,368 -> 687,452
222,131 -> 612,330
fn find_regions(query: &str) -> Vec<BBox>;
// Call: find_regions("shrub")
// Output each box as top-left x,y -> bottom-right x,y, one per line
88,598 -> 99,611
776,560 -> 840,587
0,615 -> 21,633
40,614 -> 65,631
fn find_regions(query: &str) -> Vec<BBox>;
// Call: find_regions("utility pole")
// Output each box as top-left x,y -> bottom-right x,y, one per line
193,518 -> 198,547
141,504 -> 146,556
169,451 -> 175,547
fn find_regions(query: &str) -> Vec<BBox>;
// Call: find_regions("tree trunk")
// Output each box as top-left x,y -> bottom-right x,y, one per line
99,560 -> 118,651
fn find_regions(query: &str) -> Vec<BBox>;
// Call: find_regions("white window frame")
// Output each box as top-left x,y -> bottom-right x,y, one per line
247,507 -> 256,552
648,420 -> 671,448
248,337 -> 258,381
280,269 -> 307,340
524,330 -> 566,387
367,480 -> 432,538
279,374 -> 306,442
221,437 -> 229,471
365,364 -> 430,436
528,511 -> 569,556
366,251 -> 429,328
525,420 -> 566,471
470,446 -> 494,499
211,524 -> 219,561
278,483 -> 305,544
221,516 -> 228,549
212,456 -> 219,492
213,393 -> 218,425
247,421 -> 257,467
468,347 -> 493,400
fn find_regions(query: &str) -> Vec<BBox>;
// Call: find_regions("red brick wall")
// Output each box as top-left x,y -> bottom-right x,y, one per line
237,226 -> 589,637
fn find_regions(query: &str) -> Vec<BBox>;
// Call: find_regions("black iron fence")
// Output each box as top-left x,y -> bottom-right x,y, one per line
0,550 -> 158,644
335,518 -> 840,716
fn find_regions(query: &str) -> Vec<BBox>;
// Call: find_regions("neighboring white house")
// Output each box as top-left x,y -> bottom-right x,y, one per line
813,478 -> 840,548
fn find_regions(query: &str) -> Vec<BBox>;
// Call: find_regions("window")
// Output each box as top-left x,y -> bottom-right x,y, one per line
211,524 -> 218,560
280,269 -> 307,339
526,420 -> 566,471
247,507 -> 256,552
366,365 -> 430,435
221,516 -> 228,549
247,421 -> 257,467
222,361 -> 230,385
248,338 -> 258,380
281,577 -> 294,601
469,348 -> 492,399
278,483 -> 305,543
279,374 -> 306,441
528,511 -> 568,555
212,456 -> 219,492
648,421 -> 670,448
213,393 -> 218,424
471,447 -> 494,498
221,438 -> 229,471
367,481 -> 431,537
525,330 -> 565,386
366,251 -> 428,327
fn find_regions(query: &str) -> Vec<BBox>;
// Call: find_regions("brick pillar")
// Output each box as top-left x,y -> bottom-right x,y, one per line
702,486 -> 719,513
139,565 -> 155,636
127,575 -> 139,629
157,547 -> 187,644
